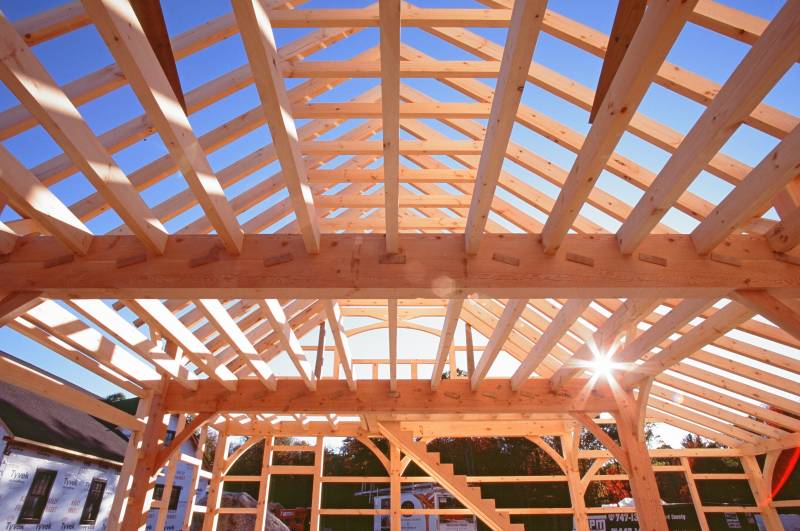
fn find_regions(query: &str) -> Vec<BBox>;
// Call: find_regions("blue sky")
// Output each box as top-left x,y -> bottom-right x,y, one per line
0,0 -> 797,447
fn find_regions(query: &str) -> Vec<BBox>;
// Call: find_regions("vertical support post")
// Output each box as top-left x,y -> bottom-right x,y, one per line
563,425 -> 589,531
203,428 -> 230,531
391,442 -> 401,529
680,457 -> 711,531
120,391 -> 169,531
465,323 -> 475,377
309,436 -> 325,531
255,436 -> 274,529
611,387 -> 668,531
181,424 -> 210,531
741,455 -> 784,531
155,413 -> 186,531
108,393 -> 153,531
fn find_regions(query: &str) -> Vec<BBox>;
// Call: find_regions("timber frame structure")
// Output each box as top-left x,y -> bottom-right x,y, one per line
0,0 -> 798,530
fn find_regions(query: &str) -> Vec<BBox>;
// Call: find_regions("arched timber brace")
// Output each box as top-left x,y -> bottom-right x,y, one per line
0,0 -> 798,529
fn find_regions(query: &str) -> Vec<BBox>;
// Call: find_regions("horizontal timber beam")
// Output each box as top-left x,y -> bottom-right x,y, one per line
1,234 -> 798,298
161,378 -> 617,415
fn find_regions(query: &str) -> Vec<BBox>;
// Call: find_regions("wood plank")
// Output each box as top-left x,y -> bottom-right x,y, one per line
0,291 -> 41,326
612,397 -> 669,531
0,220 -> 18,254
163,378 -> 617,414
622,301 -> 755,388
767,205 -> 800,253
66,299 -> 196,389
539,0 -> 698,254
232,0 -> 320,253
691,124 -> 800,254
464,0 -> 546,254
324,300 -> 357,390
260,299 -> 316,390
550,298 -> 660,391
511,299 -> 589,389
732,290 -> 800,342
388,297 -> 398,391
0,146 -> 92,255
589,0 -> 646,123
379,0 -> 401,252
431,298 -> 464,389
307,167 -> 476,183
613,298 -> 716,363
0,12 -> 169,254
196,299 -> 277,390
126,299 -> 239,390
130,0 -> 187,113
379,421 -> 524,531
3,234 -> 800,298
23,299 -> 162,386
471,299 -> 528,389
83,0 -> 243,254
0,352 -> 143,431
617,0 -> 800,254
152,412 -> 214,471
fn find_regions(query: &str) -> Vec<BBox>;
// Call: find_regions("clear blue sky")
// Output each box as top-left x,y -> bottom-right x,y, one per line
0,0 -> 797,447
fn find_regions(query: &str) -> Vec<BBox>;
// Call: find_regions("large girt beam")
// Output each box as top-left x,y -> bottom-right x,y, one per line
161,378 -> 617,414
2,234 -> 798,298
539,0 -> 698,254
232,0 -> 321,254
463,0 -> 546,254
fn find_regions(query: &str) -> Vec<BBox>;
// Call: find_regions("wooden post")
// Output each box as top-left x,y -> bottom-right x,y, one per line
255,436 -> 274,529
741,454 -> 784,531
181,424 -> 209,531
107,393 -> 153,531
611,387 -> 668,531
563,425 -> 589,531
120,392 -> 169,531
390,442 -> 401,530
465,323 -> 475,378
155,413 -> 186,530
203,428 -> 230,531
309,437 -> 325,531
680,457 -> 711,531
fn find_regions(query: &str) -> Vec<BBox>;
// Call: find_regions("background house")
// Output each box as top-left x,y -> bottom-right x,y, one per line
0,353 -> 205,530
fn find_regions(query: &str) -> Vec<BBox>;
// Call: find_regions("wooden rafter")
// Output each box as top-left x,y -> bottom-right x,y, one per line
588,0 -> 646,123
463,0 -> 546,254
618,0 -> 800,255
540,0 -> 698,254
232,0 -> 321,254
82,0 -> 244,254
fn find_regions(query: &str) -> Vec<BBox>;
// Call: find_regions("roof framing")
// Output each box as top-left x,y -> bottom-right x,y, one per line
0,0 -> 797,497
